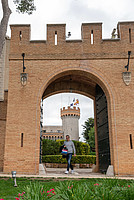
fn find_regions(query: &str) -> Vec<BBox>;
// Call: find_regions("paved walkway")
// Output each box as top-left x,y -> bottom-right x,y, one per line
44,168 -> 106,178
0,167 -> 134,180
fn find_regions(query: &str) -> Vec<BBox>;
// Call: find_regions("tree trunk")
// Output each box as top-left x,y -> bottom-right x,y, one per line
0,0 -> 11,57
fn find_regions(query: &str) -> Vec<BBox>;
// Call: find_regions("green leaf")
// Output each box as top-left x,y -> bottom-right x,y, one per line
13,0 -> 36,14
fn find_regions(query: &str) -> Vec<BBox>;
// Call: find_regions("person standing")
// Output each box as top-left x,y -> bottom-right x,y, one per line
64,135 -> 76,174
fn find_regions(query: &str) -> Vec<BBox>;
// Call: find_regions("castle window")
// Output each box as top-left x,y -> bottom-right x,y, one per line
55,31 -> 57,45
91,30 -> 94,44
19,31 -> 22,41
21,133 -> 23,147
129,28 -> 132,43
130,134 -> 133,149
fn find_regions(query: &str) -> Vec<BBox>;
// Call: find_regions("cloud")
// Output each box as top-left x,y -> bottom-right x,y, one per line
1,0 -> 134,39
66,0 -> 119,38
43,93 -> 94,142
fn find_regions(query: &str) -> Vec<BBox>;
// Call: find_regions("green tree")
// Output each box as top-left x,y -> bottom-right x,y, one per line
82,118 -> 95,151
87,126 -> 95,151
0,0 -> 36,57
82,117 -> 94,141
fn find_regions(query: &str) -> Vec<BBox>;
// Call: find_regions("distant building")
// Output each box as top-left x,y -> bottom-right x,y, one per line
42,106 -> 80,141
42,125 -> 63,140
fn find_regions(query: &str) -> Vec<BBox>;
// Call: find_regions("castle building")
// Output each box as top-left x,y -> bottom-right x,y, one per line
42,125 -> 63,140
61,106 -> 80,140
1,21 -> 134,175
42,106 -> 80,141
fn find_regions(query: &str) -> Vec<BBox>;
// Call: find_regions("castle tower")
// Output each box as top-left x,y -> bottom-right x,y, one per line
61,106 -> 80,141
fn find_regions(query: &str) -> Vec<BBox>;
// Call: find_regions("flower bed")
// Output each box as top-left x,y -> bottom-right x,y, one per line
1,178 -> 134,200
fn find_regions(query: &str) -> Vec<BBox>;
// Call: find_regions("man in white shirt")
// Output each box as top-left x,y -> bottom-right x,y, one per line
64,135 -> 76,174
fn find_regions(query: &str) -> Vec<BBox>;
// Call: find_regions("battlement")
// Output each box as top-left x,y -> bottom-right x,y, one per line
61,106 -> 80,118
9,21 -> 134,60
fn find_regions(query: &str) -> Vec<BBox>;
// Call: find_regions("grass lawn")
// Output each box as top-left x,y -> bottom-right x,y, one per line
0,177 -> 134,199
0,177 -> 59,199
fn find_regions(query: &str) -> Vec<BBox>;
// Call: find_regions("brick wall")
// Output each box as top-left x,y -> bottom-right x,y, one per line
0,91 -> 8,171
0,38 -> 10,101
0,43 -> 6,101
3,22 -> 134,175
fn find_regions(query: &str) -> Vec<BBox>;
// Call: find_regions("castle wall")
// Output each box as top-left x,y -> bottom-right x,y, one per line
0,38 -> 10,172
0,42 -> 6,101
3,22 -> 134,175
0,91 -> 8,171
0,38 -> 10,100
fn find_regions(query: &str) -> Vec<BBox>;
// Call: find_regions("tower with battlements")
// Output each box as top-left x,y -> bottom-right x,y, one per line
61,106 -> 80,141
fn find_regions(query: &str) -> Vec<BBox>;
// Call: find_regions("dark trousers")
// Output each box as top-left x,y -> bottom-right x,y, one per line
66,153 -> 73,171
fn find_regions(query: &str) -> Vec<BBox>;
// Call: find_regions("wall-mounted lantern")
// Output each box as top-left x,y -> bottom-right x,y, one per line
20,53 -> 28,86
122,51 -> 131,86
20,73 -> 28,86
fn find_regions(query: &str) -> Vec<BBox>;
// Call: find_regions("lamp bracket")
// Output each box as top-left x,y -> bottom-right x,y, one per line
125,51 -> 131,71
22,53 -> 26,72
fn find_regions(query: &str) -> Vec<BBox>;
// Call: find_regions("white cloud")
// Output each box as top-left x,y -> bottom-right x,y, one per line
43,93 -> 94,141
1,0 -> 134,39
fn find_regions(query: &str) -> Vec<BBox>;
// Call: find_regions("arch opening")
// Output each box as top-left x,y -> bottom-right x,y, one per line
39,69 -> 113,174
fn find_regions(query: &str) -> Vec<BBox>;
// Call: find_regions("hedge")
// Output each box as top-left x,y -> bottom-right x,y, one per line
42,155 -> 96,164
42,139 -> 90,155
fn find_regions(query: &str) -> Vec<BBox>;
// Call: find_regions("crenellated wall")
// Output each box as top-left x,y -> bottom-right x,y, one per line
2,21 -> 134,175
9,22 -> 134,60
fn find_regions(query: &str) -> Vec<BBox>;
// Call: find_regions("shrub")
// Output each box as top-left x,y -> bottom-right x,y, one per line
89,151 -> 96,156
42,139 -> 90,155
42,139 -> 62,155
42,155 -> 96,164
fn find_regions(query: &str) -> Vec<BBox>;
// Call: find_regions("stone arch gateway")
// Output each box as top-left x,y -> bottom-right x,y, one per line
1,22 -> 134,175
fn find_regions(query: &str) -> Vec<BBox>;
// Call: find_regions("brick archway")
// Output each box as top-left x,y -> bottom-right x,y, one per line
2,22 -> 134,175
39,68 -> 116,174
